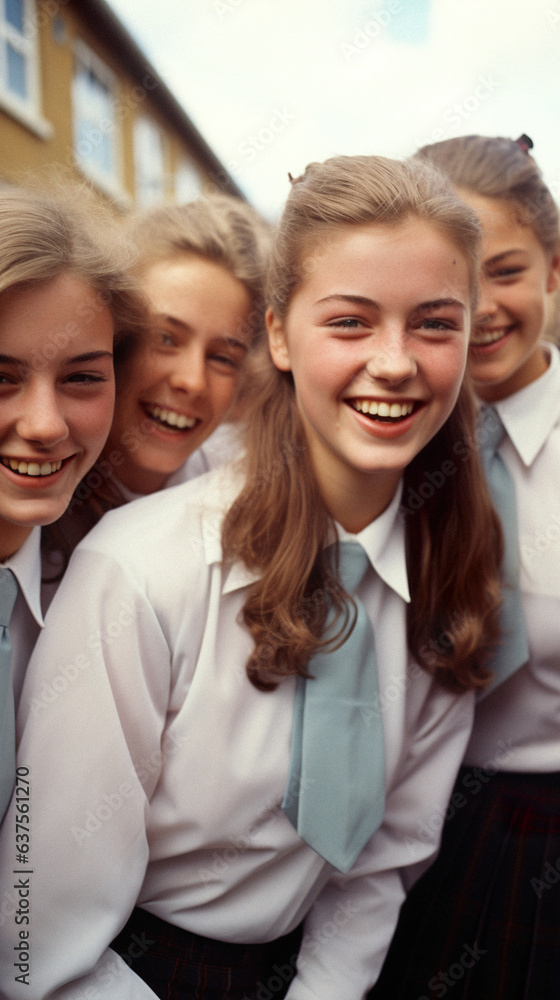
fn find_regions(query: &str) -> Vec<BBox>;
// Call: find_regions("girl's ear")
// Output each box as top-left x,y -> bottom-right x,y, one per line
266,306 -> 292,372
547,250 -> 560,294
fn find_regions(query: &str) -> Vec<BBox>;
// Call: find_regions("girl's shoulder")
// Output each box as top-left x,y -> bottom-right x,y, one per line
73,461 -> 245,574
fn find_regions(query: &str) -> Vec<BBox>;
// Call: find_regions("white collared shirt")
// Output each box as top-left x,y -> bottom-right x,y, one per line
464,344 -> 560,770
0,467 -> 474,1000
165,422 -> 243,488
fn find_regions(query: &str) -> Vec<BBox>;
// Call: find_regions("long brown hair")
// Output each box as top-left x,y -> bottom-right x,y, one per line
223,154 -> 503,694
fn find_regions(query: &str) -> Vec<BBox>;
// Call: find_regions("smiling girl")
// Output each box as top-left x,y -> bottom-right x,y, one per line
370,135 -> 560,1000
0,185 -> 146,820
65,195 -> 269,536
0,156 -> 502,999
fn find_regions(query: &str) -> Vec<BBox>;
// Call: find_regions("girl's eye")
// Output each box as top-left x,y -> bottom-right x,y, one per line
210,353 -> 240,370
490,267 -> 524,280
64,373 -> 109,385
158,332 -> 175,347
418,318 -> 454,331
327,317 -> 365,330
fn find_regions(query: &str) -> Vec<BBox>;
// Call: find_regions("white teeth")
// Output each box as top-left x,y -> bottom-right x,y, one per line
147,405 -> 196,430
353,400 -> 414,420
472,328 -> 508,346
2,458 -> 62,476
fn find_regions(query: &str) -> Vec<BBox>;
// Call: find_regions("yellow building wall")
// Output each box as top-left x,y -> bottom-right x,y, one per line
0,0 -> 214,205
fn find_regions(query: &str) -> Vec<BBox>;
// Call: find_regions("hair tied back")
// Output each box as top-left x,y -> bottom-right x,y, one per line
515,134 -> 534,153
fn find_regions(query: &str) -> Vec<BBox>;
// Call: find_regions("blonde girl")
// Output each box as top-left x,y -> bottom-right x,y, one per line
0,155 -> 501,999
371,134 -> 560,1000
65,194 -> 269,542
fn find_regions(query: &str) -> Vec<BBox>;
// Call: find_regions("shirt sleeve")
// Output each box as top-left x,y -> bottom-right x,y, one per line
284,680 -> 475,1000
0,546 -> 173,999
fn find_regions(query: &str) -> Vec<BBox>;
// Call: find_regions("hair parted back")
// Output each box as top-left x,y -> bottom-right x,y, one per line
417,135 -> 560,256
0,184 -> 148,361
223,154 -> 503,696
268,154 -> 482,316
127,193 -> 271,346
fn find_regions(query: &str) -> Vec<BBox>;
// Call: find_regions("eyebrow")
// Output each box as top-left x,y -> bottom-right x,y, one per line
316,294 -> 466,311
485,250 -> 527,266
0,350 -> 113,367
413,299 -> 466,313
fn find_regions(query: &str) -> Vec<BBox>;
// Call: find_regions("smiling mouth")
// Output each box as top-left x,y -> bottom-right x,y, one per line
144,404 -> 198,431
1,457 -> 64,477
349,399 -> 418,422
471,326 -> 514,347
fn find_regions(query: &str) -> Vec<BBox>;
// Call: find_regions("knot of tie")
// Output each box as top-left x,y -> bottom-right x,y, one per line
337,541 -> 370,597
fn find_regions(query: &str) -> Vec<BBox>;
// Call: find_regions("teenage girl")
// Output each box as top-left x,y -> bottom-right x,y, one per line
0,155 -> 502,1000
65,194 -> 269,541
370,135 -> 560,1000
0,185 -> 146,821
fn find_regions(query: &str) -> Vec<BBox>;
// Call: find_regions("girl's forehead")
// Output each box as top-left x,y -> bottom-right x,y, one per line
457,189 -> 535,245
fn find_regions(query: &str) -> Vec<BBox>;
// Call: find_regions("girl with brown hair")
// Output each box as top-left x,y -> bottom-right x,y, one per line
370,135 -> 560,1000
0,183 -> 146,823
0,154 -> 501,999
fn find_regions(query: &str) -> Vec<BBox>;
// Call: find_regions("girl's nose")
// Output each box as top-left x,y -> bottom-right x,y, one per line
17,384 -> 69,447
365,328 -> 418,384
168,346 -> 207,396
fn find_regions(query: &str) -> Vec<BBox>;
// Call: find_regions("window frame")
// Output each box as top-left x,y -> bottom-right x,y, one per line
72,38 -> 125,200
0,0 -> 52,139
133,112 -> 169,207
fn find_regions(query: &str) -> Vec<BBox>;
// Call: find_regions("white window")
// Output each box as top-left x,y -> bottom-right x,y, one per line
0,0 -> 50,137
174,158 -> 203,203
72,40 -> 121,195
134,114 -> 167,206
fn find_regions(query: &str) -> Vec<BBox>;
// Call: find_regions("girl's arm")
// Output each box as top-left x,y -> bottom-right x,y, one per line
284,681 -> 475,1000
0,547 -> 172,999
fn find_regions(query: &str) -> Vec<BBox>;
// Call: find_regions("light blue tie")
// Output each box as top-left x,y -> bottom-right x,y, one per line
0,568 -> 18,821
478,406 -> 529,698
282,542 -> 385,872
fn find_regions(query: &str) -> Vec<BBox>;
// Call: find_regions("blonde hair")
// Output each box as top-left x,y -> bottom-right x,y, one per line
0,184 -> 148,361
417,134 -> 560,257
223,154 -> 503,694
126,193 -> 271,349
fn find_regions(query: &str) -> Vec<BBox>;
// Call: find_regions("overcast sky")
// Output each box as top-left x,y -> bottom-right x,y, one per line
108,0 -> 560,220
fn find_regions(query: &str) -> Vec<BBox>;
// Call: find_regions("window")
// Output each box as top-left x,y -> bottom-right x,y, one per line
134,114 -> 167,206
175,158 -> 203,203
0,0 -> 50,136
72,40 -> 121,194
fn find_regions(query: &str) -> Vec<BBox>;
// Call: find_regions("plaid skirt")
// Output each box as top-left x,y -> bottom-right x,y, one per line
110,906 -> 302,1000
369,767 -> 560,1000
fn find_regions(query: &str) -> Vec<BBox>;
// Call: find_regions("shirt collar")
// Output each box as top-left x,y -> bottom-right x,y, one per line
487,343 -> 560,467
214,474 -> 409,603
337,479 -> 410,602
2,526 -> 44,627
